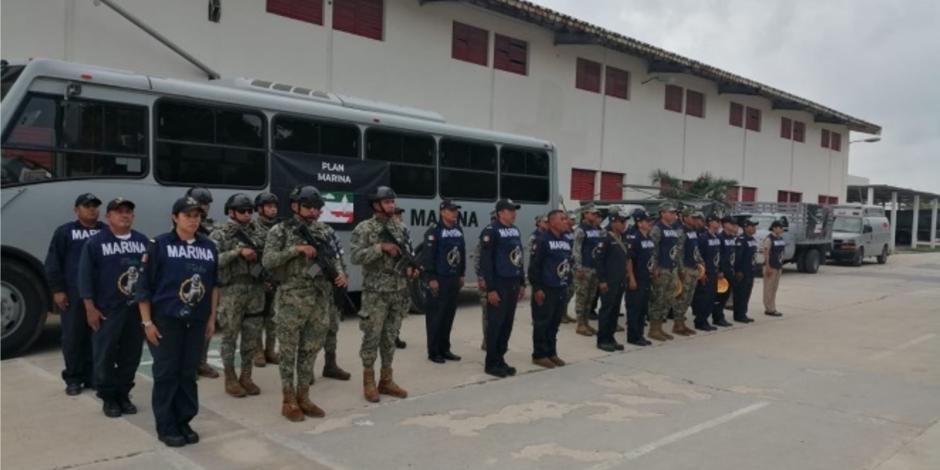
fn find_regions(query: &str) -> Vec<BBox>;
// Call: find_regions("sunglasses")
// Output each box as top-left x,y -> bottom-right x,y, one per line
235,208 -> 253,214
300,203 -> 321,209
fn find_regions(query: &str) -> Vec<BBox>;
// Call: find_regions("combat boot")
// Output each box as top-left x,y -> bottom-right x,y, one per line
239,365 -> 261,396
296,385 -> 325,418
264,345 -> 279,365
378,367 -> 408,398
561,312 -> 576,324
253,351 -> 266,368
281,386 -> 304,422
224,366 -> 246,398
672,320 -> 696,336
322,352 -> 351,381
647,320 -> 670,342
575,318 -> 594,337
363,368 -> 380,403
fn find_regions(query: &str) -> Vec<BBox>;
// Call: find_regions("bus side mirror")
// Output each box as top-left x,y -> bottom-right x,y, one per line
863,225 -> 873,234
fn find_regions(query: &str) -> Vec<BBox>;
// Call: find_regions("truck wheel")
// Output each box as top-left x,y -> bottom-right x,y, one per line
877,245 -> 888,264
802,249 -> 822,274
796,253 -> 807,273
1,259 -> 48,358
852,247 -> 864,267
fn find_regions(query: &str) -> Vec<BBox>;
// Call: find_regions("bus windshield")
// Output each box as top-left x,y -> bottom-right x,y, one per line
833,216 -> 863,233
1,64 -> 25,102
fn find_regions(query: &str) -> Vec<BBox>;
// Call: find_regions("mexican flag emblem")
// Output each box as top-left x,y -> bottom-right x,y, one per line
321,191 -> 355,224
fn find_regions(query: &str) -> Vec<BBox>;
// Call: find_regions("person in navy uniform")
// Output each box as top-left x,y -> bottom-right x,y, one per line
185,186 -> 220,379
528,210 -> 572,368
45,192 -> 106,396
594,207 -> 631,352
421,199 -> 466,364
733,219 -> 759,323
625,210 -> 655,346
78,198 -> 148,417
712,216 -> 737,327
762,220 -> 787,317
479,198 -> 526,378
693,214 -> 722,331
137,196 -> 220,447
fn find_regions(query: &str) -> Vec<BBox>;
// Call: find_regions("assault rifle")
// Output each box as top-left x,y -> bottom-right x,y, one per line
379,225 -> 422,275
232,226 -> 271,282
292,220 -> 356,313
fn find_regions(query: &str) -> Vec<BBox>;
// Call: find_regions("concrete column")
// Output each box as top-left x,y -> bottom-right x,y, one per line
889,191 -> 898,252
931,199 -> 938,249
911,195 -> 921,248
867,187 -> 875,206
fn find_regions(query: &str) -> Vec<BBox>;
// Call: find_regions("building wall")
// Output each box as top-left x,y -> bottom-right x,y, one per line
1,0 -> 852,203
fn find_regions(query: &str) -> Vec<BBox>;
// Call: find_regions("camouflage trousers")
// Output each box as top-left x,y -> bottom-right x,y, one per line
674,267 -> 700,322
274,284 -> 330,388
359,289 -> 409,368
649,269 -> 679,321
324,303 -> 341,354
218,285 -> 264,369
574,269 -> 600,320
258,290 -> 276,352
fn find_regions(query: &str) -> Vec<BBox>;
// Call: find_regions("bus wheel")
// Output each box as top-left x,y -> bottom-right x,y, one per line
1,260 -> 48,358
877,245 -> 889,264
802,249 -> 822,274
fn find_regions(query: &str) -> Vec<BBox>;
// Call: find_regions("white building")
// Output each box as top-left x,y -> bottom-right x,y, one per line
1,0 -> 881,203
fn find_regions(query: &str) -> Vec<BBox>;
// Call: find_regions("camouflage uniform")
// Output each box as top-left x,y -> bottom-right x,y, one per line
211,220 -> 266,373
262,215 -> 340,389
323,231 -> 347,355
675,224 -> 702,323
350,215 -> 411,369
252,215 -> 280,363
649,222 -> 682,322
572,223 -> 602,324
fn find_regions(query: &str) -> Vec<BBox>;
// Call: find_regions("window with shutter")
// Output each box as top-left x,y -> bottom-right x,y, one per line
729,102 -> 744,127
575,58 -> 601,93
745,107 -> 761,132
792,121 -> 805,142
726,186 -> 740,202
741,187 -> 757,202
267,0 -> 323,24
664,85 -> 683,113
570,169 -> 596,200
494,34 -> 527,75
790,192 -> 802,202
600,172 -> 624,200
821,129 -> 830,148
830,132 -> 841,151
685,90 -> 704,118
452,22 -> 488,66
333,0 -> 383,41
780,117 -> 792,139
777,191 -> 789,203
829,196 -> 839,204
604,66 -> 629,99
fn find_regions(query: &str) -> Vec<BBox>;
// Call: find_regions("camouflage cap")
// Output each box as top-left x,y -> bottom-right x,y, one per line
607,206 -> 629,221
581,203 -> 601,214
658,202 -> 677,213
534,214 -> 548,224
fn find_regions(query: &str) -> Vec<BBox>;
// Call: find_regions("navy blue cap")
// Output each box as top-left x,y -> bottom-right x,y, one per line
106,197 -> 135,212
770,220 -> 785,229
172,196 -> 206,215
720,216 -> 736,225
495,198 -> 521,211
74,193 -> 102,207
440,199 -> 461,210
741,219 -> 759,227
632,209 -> 652,222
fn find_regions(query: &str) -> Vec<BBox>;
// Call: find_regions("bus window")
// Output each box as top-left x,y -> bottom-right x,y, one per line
499,147 -> 549,203
2,94 -> 147,187
439,138 -> 497,201
1,64 -> 24,102
273,115 -> 359,158
365,128 -> 435,197
155,99 -> 266,188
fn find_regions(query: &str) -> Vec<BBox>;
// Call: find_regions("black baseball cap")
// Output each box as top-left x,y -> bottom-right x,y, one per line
495,198 -> 521,211
106,197 -> 135,212
440,199 -> 461,211
770,220 -> 785,229
74,193 -> 102,207
741,219 -> 759,227
706,214 -> 722,223
172,196 -> 206,215
632,209 -> 652,222
720,216 -> 737,225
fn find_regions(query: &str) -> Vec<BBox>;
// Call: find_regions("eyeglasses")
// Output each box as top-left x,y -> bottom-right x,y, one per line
235,208 -> 253,214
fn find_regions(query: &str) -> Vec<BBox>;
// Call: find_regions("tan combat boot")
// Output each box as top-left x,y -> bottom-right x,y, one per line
322,352 -> 351,381
647,320 -> 670,342
532,357 -> 555,369
239,365 -> 261,396
224,366 -> 246,398
281,386 -> 304,422
575,318 -> 594,337
264,342 -> 279,365
363,368 -> 380,403
672,320 -> 691,336
561,312 -> 576,324
253,350 -> 266,368
378,367 -> 408,398
296,385 -> 325,418
549,356 -> 566,367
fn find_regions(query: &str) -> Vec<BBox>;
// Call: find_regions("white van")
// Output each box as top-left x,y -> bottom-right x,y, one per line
830,205 -> 891,265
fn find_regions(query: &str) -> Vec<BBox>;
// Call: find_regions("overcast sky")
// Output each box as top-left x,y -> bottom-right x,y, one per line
533,0 -> 940,195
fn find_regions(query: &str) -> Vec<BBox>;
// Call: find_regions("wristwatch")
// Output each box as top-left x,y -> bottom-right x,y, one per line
141,320 -> 153,327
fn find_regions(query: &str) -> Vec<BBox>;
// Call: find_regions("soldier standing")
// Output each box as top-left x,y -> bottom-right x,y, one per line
693,215 -> 722,331
480,199 -> 526,378
648,203 -> 681,341
712,216 -> 737,327
762,220 -> 786,317
262,185 -> 345,421
625,210 -> 654,346
210,194 -> 266,398
185,186 -> 220,379
391,207 -> 410,350
672,209 -> 703,336
421,199 -> 466,364
528,209 -> 572,368
78,198 -> 147,417
45,192 -> 106,395
572,205 -> 605,337
252,192 -> 280,367
473,210 -> 497,350
595,207 -> 630,351
560,211 -> 578,324
733,219 -> 759,323
313,207 -> 352,382
350,186 -> 412,402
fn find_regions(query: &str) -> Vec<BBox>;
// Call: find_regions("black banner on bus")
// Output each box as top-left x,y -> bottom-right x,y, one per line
270,151 -> 390,230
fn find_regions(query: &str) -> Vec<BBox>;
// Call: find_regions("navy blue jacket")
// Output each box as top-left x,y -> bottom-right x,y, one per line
681,224 -> 701,268
629,230 -> 656,287
718,231 -> 737,276
78,229 -> 149,312
421,222 -> 466,280
767,234 -> 786,270
480,220 -> 525,291
735,234 -> 759,277
576,222 -> 605,270
44,220 -> 107,293
527,230 -> 572,290
136,231 -> 218,321
698,230 -> 721,275
595,231 -> 629,287
653,221 -> 680,270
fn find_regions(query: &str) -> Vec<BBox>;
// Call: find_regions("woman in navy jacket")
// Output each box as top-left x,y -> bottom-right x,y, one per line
137,196 -> 219,447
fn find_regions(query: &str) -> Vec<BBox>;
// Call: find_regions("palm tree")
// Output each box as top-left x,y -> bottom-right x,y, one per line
650,170 -> 738,203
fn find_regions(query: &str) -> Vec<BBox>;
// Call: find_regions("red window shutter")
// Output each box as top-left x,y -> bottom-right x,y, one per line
333,0 -> 383,41
664,85 -> 683,113
830,132 -> 841,151
745,107 -> 761,132
452,22 -> 488,66
570,169 -> 596,200
829,196 -> 839,204
600,172 -> 624,200
821,129 -> 830,148
777,191 -> 789,203
576,58 -> 601,93
742,187 -> 756,202
267,0 -> 323,24
780,117 -> 792,139
790,192 -> 802,203
604,66 -> 629,99
494,34 -> 527,75
685,90 -> 704,118
726,186 -> 740,202
818,195 -> 828,204
729,102 -> 743,127
792,121 -> 805,142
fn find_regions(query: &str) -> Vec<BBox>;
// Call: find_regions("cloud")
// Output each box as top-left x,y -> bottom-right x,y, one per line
533,0 -> 940,194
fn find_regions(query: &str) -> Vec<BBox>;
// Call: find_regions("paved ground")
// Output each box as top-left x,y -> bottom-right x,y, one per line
3,254 -> 939,470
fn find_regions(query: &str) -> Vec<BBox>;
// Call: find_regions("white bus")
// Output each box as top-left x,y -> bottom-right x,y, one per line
1,58 -> 558,357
